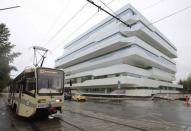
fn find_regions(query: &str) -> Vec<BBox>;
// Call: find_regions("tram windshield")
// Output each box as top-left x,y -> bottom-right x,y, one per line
37,68 -> 63,95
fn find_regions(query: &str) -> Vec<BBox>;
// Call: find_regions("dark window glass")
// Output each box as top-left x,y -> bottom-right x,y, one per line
37,69 -> 63,94
38,77 -> 48,93
26,78 -> 36,95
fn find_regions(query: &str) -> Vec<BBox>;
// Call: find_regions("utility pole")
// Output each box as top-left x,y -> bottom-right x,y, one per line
86,0 -> 131,28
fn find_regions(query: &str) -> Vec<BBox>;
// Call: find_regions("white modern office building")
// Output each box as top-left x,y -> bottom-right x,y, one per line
55,4 -> 182,96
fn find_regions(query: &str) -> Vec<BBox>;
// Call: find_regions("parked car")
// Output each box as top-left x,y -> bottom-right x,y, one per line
72,94 -> 86,102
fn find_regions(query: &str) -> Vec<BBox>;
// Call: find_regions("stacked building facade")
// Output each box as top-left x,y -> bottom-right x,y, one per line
55,4 -> 182,96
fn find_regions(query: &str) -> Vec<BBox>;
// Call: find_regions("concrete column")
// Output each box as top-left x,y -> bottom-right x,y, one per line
104,88 -> 107,94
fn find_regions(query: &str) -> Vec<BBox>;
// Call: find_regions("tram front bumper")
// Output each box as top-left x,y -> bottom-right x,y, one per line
37,103 -> 63,114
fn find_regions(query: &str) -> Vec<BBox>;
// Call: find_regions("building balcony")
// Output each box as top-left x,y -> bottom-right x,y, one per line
65,64 -> 175,82
121,22 -> 177,58
62,45 -> 176,76
56,34 -> 175,70
65,76 -> 182,89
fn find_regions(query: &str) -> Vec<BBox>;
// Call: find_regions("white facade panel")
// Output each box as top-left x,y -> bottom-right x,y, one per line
66,64 -> 175,82
65,76 -> 182,89
62,46 -> 176,73
121,23 -> 177,58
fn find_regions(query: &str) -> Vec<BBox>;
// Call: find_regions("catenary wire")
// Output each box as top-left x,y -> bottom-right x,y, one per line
41,0 -> 71,45
54,1 -> 191,52
98,0 -> 128,25
51,0 -> 117,51
16,1 -> 190,76
147,4 -> 191,26
42,2 -> 89,47
140,0 -> 165,12
21,0 -> 179,70
95,0 -> 191,39
130,2 -> 191,42
99,0 -> 117,16
50,0 -> 164,51
25,1 -> 89,68
0,6 -> 20,11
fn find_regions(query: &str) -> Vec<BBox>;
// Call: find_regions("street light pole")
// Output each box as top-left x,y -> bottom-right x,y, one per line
0,6 -> 20,11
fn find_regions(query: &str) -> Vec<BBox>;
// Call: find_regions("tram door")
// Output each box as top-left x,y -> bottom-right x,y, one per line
10,85 -> 17,109
17,83 -> 23,113
17,79 -> 36,117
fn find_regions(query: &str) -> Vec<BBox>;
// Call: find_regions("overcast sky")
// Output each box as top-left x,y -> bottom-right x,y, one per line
1,0 -> 191,81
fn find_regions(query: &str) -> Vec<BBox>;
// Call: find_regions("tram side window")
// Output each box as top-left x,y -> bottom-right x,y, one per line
9,85 -> 14,94
25,78 -> 36,95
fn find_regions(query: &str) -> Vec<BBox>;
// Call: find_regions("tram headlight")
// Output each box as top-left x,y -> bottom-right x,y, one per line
55,99 -> 62,102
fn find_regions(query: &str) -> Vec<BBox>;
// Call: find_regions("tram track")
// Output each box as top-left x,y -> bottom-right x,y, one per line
27,112 -> 147,131
62,109 -> 149,131
57,117 -> 85,131
28,116 -> 85,131
62,107 -> 190,131
28,118 -> 85,131
3,94 -> 185,131
28,119 -> 41,131
4,93 -> 138,131
1,95 -> 161,131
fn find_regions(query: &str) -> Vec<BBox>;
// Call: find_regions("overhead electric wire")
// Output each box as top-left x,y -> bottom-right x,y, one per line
43,2 -> 89,47
51,12 -> 97,51
89,0 -> 191,45
51,0 -> 164,51
99,0 -> 117,16
26,1 -> 89,67
140,0 -> 165,12
41,0 -> 71,44
51,1 -> 191,53
52,0 -> 138,51
98,0 -> 128,26
26,1 -> 72,67
0,6 -> 20,11
51,0 -> 116,51
87,0 -> 131,27
129,3 -> 191,41
147,4 -> 191,26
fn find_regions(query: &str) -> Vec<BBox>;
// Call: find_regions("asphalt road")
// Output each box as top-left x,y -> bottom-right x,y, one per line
1,93 -> 191,131
64,99 -> 191,127
0,94 -> 16,131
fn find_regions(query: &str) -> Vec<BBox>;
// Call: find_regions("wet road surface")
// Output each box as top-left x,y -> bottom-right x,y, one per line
0,94 -> 16,131
64,99 -> 191,127
1,93 -> 191,131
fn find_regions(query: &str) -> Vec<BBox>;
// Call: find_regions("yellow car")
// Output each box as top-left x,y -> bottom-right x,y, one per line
72,94 -> 86,102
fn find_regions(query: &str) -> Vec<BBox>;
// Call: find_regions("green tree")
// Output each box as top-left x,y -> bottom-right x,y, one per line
179,74 -> 191,92
0,23 -> 21,92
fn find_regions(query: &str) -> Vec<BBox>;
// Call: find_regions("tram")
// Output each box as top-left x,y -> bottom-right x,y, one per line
8,67 -> 64,117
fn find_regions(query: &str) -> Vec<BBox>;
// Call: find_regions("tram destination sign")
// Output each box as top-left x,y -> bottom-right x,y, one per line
38,68 -> 61,76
